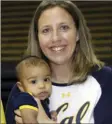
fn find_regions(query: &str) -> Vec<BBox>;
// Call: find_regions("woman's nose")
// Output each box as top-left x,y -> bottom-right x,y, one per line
52,29 -> 61,43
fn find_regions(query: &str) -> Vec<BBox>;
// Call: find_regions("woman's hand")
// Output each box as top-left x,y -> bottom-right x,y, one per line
14,110 -> 23,124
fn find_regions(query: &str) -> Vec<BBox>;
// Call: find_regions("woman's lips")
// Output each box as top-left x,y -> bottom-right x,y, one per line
50,46 -> 66,52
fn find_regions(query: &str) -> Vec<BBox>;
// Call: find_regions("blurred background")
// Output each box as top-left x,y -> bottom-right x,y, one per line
1,1 -> 112,110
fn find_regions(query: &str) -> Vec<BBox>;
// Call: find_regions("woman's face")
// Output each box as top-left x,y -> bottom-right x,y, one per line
38,6 -> 79,65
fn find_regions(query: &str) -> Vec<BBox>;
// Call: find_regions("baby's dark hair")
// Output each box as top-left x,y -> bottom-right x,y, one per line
16,56 -> 50,81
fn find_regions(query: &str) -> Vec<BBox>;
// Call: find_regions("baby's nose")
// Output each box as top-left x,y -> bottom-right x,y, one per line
38,82 -> 45,89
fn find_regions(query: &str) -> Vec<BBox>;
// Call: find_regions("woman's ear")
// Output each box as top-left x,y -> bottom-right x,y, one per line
17,81 -> 24,92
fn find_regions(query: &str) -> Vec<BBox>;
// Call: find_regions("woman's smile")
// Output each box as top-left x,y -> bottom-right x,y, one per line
50,44 -> 67,53
38,6 -> 79,65
51,46 -> 65,52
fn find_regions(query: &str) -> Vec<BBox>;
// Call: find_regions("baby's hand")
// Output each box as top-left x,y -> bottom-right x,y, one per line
51,111 -> 57,121
33,96 -> 57,123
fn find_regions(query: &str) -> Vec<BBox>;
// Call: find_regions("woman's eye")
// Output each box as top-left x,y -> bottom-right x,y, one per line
42,28 -> 50,34
60,25 -> 69,31
31,80 -> 37,84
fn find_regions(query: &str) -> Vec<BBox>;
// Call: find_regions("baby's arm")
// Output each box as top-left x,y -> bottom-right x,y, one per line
15,107 -> 56,124
14,93 -> 56,123
13,92 -> 39,123
15,100 -> 56,124
34,97 -> 57,123
20,107 -> 38,123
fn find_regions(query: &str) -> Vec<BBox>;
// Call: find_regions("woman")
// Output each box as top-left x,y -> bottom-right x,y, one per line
6,0 -> 112,124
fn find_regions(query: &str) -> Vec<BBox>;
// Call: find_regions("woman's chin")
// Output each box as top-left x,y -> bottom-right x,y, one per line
50,58 -> 69,65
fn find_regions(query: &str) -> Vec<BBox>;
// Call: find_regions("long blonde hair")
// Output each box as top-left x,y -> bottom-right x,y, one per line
25,0 -> 104,83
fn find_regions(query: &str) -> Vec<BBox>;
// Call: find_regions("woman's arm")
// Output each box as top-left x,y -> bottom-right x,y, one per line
6,84 -> 20,124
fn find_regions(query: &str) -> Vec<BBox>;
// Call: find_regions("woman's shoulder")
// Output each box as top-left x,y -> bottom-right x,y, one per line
92,65 -> 112,76
91,65 -> 112,86
99,66 -> 112,73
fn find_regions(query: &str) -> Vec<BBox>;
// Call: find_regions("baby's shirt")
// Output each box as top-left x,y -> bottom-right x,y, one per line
13,92 -> 38,112
8,92 -> 51,124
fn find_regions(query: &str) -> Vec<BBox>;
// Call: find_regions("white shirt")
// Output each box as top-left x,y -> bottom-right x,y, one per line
49,75 -> 101,124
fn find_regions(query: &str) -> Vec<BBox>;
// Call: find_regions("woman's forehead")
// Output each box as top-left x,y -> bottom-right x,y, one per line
38,6 -> 74,27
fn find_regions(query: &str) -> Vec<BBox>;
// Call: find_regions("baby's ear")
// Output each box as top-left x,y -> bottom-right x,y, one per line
17,81 -> 24,92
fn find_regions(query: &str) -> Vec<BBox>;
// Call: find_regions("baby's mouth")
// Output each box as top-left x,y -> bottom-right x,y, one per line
38,91 -> 49,100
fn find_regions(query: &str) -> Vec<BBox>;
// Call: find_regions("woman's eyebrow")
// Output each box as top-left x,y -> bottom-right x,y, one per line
39,25 -> 50,28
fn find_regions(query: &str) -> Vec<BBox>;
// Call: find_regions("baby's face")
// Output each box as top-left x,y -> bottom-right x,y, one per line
20,64 -> 52,100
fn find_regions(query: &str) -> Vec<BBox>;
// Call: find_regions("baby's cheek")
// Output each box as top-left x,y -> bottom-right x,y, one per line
47,86 -> 52,95
32,91 -> 39,97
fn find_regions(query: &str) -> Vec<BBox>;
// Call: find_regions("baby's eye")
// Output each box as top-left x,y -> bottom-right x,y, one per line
60,25 -> 69,31
31,80 -> 37,84
44,77 -> 50,82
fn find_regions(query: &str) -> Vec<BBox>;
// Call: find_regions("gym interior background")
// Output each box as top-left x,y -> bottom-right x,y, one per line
1,1 -> 112,110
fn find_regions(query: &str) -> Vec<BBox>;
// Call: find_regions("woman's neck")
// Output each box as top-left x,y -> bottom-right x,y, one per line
50,62 -> 72,84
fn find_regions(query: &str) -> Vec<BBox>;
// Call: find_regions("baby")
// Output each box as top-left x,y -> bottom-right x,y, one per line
12,56 -> 56,123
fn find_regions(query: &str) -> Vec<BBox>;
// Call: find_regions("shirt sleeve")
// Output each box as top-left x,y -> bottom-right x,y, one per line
13,92 -> 38,111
